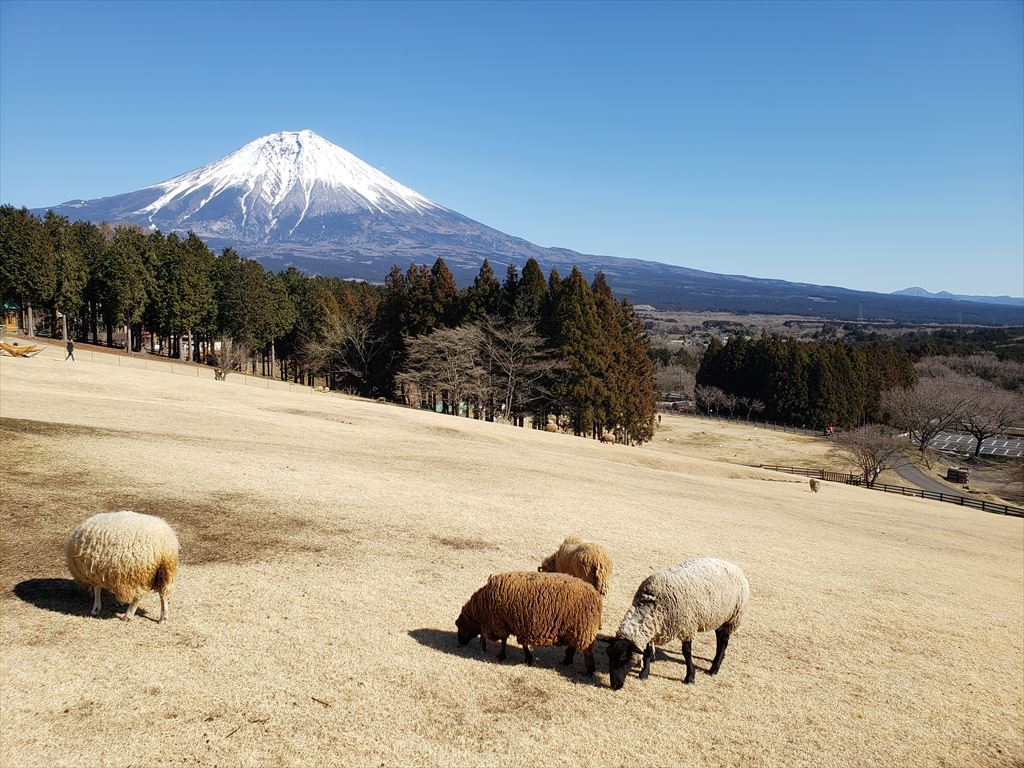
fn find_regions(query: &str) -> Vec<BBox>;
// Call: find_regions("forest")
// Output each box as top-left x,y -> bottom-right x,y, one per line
0,207 -> 657,444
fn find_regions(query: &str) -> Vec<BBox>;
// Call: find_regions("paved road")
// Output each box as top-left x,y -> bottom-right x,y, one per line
891,455 -> 964,496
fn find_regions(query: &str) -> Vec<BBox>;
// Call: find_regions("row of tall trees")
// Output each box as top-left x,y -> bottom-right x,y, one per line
0,207 -> 657,444
695,335 -> 917,429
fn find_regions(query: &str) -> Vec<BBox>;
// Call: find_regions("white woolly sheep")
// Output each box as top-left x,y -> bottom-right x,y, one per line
538,537 -> 613,596
65,511 -> 180,622
456,571 -> 602,673
809,478 -> 820,492
606,557 -> 748,689
600,433 -> 616,444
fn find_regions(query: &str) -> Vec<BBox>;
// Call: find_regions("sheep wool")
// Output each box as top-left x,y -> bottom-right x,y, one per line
538,537 -> 613,596
458,571 -> 602,670
617,557 -> 748,651
66,510 -> 179,622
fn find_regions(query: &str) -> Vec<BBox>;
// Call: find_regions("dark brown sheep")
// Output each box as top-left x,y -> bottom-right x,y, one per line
456,571 -> 602,673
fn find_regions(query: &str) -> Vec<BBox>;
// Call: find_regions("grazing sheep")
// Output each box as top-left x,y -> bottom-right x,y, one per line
809,478 -> 820,492
456,571 -> 602,673
606,557 -> 748,689
600,433 -> 616,444
544,423 -> 559,433
66,511 -> 179,622
538,537 -> 613,596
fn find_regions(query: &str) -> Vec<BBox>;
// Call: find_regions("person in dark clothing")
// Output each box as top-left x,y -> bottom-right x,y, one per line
65,340 -> 75,361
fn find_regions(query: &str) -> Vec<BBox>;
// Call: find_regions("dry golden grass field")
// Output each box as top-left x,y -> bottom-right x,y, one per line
1,352 -> 1022,768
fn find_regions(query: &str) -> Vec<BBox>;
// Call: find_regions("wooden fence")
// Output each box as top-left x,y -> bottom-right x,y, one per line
756,465 -> 1024,518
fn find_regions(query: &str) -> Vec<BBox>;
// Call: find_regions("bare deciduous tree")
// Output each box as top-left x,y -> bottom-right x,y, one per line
397,325 -> 487,416
694,384 -> 725,414
301,314 -> 395,396
830,425 -> 907,488
882,378 -> 970,458
211,340 -> 250,381
735,396 -> 765,421
655,365 -> 696,398
956,380 -> 1023,458
479,317 -> 557,425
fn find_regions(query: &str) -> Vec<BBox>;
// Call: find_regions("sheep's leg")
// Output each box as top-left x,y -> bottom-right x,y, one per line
497,637 -> 508,661
480,637 -> 487,653
122,598 -> 141,622
639,643 -> 654,680
562,647 -> 575,666
682,640 -> 695,684
709,627 -> 730,675
90,586 -> 102,617
159,593 -> 169,624
583,646 -> 596,675
522,644 -> 534,666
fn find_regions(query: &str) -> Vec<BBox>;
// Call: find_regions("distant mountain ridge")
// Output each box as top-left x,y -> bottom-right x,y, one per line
31,130 -> 1024,326
892,287 -> 1022,307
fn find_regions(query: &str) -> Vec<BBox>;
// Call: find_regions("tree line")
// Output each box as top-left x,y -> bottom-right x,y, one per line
695,334 -> 917,430
0,207 -> 656,444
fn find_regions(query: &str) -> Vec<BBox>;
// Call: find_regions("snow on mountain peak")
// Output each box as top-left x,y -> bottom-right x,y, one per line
136,129 -> 442,231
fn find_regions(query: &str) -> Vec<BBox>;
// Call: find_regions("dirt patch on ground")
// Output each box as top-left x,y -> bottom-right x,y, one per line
431,535 -> 497,552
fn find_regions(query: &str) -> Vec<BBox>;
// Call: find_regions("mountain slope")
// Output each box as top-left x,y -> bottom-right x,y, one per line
893,287 -> 1023,307
34,130 -> 1023,326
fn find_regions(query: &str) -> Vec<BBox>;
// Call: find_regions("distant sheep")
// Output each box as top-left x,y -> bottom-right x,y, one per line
809,478 -> 820,493
456,571 -> 602,673
544,423 -> 559,433
538,537 -> 613,596
66,511 -> 179,623
600,433 -> 616,444
606,557 -> 748,689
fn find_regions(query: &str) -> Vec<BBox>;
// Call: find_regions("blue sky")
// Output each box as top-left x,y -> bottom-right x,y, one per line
1,0 -> 1021,296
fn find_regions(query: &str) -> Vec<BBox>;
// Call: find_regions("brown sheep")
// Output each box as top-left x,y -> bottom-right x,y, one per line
809,478 -> 820,492
539,537 -> 613,596
456,571 -> 602,673
600,433 -> 616,444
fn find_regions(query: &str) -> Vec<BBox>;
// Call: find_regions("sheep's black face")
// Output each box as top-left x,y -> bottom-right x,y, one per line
606,638 -> 637,690
456,612 -> 479,646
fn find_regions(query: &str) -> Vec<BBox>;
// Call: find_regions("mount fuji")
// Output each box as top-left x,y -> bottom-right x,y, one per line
34,130 -> 1023,325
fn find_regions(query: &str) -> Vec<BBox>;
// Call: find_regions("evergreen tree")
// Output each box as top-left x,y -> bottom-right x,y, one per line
552,267 -> 605,435
499,264 -> 519,319
44,211 -> 88,341
429,257 -> 460,327
0,207 -> 54,335
463,259 -> 501,320
99,227 -> 149,351
513,257 -> 547,324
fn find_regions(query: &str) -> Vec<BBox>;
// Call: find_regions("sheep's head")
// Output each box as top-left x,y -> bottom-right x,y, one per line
455,611 -> 480,646
606,637 -> 642,690
538,554 -> 556,573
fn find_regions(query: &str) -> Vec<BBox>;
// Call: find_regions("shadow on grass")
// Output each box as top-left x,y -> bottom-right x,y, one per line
14,578 -> 92,616
13,578 -> 156,621
408,627 -> 604,683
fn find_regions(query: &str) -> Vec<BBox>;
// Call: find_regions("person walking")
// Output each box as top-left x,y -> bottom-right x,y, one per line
65,339 -> 75,361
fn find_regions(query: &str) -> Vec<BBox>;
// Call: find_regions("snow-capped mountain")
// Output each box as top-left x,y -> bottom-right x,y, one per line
53,130 -> 443,242
33,131 -> 1023,326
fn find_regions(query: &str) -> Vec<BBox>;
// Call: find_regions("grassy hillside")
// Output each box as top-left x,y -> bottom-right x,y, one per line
1,354 -> 1021,767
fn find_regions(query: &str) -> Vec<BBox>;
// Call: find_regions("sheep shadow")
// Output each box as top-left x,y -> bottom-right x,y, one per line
12,578 -> 156,621
408,628 -> 604,683
14,578 -> 92,616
